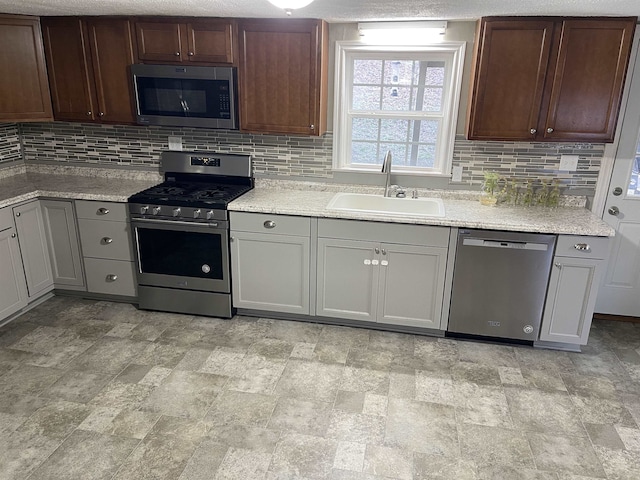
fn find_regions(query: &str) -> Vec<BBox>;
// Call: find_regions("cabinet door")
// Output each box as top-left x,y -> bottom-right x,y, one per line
41,200 -> 85,290
377,244 -> 448,329
187,20 -> 234,64
0,15 -> 53,122
467,18 -> 555,141
0,227 -> 28,320
86,18 -> 136,123
13,201 -> 53,298
238,19 -> 327,135
542,18 -> 636,142
540,257 -> 602,345
316,238 -> 378,322
231,231 -> 309,314
41,17 -> 97,122
135,21 -> 183,62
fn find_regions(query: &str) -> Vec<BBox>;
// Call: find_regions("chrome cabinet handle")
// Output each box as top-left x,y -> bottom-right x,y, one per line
608,206 -> 620,216
175,52 -> 180,56
11,233 -> 16,238
310,124 -> 315,130
97,207 -> 110,215
101,237 -> 113,245
555,262 -> 562,269
106,274 -> 118,282
15,212 -> 20,217
188,52 -> 194,56
530,128 -> 537,135
374,247 -> 380,254
99,112 -> 104,117
547,127 -> 554,133
574,243 -> 591,252
87,111 -> 92,116
381,249 -> 387,255
263,220 -> 276,229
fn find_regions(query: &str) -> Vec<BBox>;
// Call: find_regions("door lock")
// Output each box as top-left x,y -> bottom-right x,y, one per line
612,187 -> 623,196
608,206 -> 620,216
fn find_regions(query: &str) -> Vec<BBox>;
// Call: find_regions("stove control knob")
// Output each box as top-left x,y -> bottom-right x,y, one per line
140,206 -> 149,215
152,206 -> 162,215
173,208 -> 181,217
206,210 -> 215,220
193,209 -> 201,219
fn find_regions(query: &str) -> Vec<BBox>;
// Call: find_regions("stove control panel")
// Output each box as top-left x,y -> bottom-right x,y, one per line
129,204 -> 227,223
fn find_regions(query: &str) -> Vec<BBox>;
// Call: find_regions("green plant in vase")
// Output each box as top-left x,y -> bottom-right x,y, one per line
480,171 -> 500,206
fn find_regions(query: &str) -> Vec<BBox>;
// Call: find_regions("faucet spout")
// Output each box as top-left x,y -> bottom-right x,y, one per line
382,150 -> 392,197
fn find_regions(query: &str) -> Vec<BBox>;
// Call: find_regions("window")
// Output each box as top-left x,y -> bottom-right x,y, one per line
333,42 -> 465,175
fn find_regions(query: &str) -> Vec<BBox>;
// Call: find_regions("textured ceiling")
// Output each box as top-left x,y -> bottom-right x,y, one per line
1,0 -> 640,22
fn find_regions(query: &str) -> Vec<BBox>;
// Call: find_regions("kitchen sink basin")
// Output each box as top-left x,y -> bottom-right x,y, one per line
326,193 -> 445,218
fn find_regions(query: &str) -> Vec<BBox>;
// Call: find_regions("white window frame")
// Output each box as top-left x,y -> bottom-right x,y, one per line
333,41 -> 466,176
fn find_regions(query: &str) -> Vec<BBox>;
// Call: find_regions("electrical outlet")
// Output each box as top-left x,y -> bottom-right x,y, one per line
452,165 -> 463,182
168,136 -> 183,151
559,154 -> 579,171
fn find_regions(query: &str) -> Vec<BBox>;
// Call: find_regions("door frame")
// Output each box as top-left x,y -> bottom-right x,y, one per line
592,27 -> 640,216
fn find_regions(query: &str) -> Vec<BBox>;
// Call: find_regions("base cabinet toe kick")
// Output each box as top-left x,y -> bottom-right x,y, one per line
229,212 -> 611,350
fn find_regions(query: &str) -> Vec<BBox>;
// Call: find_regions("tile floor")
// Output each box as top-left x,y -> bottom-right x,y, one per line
0,296 -> 639,479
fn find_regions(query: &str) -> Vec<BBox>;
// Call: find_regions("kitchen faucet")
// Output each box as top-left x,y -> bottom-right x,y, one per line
381,150 -> 392,197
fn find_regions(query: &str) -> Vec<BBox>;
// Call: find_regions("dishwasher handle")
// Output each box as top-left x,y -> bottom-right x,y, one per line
462,238 -> 550,251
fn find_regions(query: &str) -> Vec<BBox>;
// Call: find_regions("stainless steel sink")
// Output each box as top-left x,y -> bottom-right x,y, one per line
326,193 -> 445,218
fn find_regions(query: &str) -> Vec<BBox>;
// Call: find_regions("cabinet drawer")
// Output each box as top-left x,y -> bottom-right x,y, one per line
555,235 -> 610,260
318,218 -> 450,248
230,212 -> 311,236
76,200 -> 128,221
84,258 -> 136,297
0,206 -> 12,231
78,218 -> 133,261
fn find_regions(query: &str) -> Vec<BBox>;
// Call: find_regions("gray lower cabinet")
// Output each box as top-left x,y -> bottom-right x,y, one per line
76,200 -> 136,298
40,200 -> 85,290
13,200 -> 54,298
230,212 -> 310,315
0,220 -> 28,320
539,235 -> 610,345
316,219 -> 449,329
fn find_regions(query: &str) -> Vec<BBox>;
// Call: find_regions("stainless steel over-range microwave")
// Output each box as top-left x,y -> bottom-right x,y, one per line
131,64 -> 238,130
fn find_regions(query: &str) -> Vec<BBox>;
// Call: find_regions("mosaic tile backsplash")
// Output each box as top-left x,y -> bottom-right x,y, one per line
14,122 -> 604,193
0,123 -> 23,167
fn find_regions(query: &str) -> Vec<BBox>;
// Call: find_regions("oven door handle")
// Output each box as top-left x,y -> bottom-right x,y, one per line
132,217 -> 222,229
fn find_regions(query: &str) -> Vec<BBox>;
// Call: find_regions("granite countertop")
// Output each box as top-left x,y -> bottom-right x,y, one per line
229,180 -> 616,237
0,167 -> 615,237
0,165 -> 162,209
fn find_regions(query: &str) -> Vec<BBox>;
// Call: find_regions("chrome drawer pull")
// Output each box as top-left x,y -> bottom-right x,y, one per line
106,274 -> 118,282
573,243 -> 591,252
97,207 -> 110,215
101,237 -> 113,245
263,220 -> 276,229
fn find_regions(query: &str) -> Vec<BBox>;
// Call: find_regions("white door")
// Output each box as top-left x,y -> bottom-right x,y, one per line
596,35 -> 640,317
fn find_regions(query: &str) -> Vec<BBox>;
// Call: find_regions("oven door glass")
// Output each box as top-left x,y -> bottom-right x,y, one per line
133,222 -> 229,293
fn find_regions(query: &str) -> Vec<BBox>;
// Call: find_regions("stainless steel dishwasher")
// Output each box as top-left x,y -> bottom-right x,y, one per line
448,229 -> 556,342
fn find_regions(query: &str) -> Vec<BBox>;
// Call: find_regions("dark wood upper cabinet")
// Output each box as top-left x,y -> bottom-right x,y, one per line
0,15 -> 53,122
238,19 -> 328,136
41,17 -> 96,122
42,17 -> 136,124
135,18 -> 235,64
467,16 -> 636,143
85,18 -> 136,124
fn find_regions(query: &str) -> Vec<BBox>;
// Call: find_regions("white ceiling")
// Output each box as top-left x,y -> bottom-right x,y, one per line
1,0 -> 639,22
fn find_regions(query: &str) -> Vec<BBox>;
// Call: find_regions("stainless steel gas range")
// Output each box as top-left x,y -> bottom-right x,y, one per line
128,151 -> 253,318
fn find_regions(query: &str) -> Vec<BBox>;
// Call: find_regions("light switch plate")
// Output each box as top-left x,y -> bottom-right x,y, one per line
168,136 -> 183,151
452,165 -> 463,182
559,154 -> 579,171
